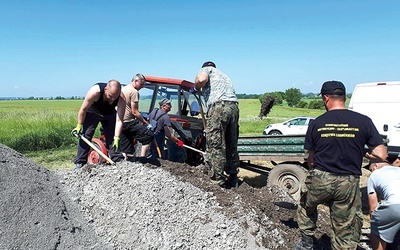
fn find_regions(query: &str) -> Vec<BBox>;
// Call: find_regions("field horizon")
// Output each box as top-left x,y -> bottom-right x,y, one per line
0,99 -> 324,169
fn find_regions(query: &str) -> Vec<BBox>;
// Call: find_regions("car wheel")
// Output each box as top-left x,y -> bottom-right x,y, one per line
268,130 -> 282,136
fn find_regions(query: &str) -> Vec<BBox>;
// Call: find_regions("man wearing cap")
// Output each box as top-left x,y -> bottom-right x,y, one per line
193,61 -> 240,189
295,81 -> 387,250
147,98 -> 184,159
119,73 -> 154,158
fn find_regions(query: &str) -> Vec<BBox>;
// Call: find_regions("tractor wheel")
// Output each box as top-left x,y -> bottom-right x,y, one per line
267,164 -> 307,202
87,138 -> 108,164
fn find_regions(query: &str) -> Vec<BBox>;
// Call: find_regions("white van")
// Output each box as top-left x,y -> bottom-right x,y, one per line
348,81 -> 400,158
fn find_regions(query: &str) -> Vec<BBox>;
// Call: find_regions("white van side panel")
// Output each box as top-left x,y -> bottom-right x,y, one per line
349,81 -> 400,156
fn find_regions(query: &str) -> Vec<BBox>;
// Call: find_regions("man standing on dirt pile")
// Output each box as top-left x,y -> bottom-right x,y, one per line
192,61 -> 240,189
72,79 -> 126,171
147,98 -> 184,159
367,157 -> 400,250
119,73 -> 154,159
296,80 -> 387,250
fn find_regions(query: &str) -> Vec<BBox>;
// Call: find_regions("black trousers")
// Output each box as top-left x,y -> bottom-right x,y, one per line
74,112 -> 116,164
120,120 -> 154,155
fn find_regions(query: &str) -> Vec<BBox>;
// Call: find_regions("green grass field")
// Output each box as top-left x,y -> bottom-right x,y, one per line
0,100 -> 81,169
238,99 -> 324,135
0,99 -> 324,169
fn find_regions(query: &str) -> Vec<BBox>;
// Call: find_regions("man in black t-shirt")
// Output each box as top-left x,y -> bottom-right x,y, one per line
71,80 -> 126,171
295,81 -> 387,250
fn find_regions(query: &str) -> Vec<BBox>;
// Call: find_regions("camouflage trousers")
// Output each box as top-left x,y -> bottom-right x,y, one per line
297,168 -> 363,250
205,101 -> 240,184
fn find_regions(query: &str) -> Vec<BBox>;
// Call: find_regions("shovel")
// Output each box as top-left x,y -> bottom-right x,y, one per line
153,139 -> 162,158
165,137 -> 206,155
182,143 -> 206,155
73,131 -> 115,165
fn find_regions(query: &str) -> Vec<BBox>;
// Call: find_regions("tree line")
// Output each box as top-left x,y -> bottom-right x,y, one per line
8,89 -> 352,108
238,88 -> 352,110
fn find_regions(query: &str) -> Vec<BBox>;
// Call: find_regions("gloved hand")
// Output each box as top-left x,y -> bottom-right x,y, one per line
112,136 -> 120,151
189,87 -> 198,94
177,139 -> 184,148
71,124 -> 83,137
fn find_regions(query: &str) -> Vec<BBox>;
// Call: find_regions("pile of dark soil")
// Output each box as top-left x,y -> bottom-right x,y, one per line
0,144 -> 375,249
259,95 -> 275,119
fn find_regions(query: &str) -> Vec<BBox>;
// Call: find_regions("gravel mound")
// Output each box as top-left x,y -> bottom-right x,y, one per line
0,144 -> 104,249
0,143 -> 380,249
58,163 -> 261,249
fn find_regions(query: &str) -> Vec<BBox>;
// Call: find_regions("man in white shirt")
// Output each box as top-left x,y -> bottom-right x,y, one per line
368,158 -> 400,250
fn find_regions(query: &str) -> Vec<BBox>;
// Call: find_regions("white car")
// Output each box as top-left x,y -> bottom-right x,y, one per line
263,117 -> 315,136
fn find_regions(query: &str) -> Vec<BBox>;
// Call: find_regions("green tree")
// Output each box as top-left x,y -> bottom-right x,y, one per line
237,93 -> 262,99
297,100 -> 308,108
285,88 -> 302,107
303,92 -> 318,98
308,100 -> 325,109
259,91 -> 284,105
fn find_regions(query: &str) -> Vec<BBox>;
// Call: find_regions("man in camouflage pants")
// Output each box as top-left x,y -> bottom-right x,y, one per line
192,61 -> 240,189
296,81 -> 387,250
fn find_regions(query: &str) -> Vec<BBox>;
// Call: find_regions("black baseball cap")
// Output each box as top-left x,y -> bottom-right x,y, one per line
320,81 -> 346,95
202,61 -> 216,68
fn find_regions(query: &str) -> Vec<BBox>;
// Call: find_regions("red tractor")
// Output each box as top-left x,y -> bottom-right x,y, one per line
87,76 -> 206,165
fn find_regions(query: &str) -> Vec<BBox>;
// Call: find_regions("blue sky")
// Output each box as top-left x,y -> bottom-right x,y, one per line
1,0 -> 399,98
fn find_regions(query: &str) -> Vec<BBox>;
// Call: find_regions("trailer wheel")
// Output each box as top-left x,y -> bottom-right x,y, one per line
87,138 -> 108,164
267,164 -> 307,201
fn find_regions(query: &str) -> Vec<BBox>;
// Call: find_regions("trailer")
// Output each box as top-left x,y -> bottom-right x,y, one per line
238,135 -> 307,201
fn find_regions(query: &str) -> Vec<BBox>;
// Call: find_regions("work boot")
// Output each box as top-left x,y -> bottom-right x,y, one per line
73,163 -> 84,172
228,174 -> 239,189
294,232 -> 314,250
218,180 -> 232,189
211,174 -> 229,189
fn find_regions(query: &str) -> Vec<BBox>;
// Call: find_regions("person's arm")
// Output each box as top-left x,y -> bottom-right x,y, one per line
194,72 -> 209,91
368,192 -> 379,218
393,158 -> 400,167
77,85 -> 101,125
131,101 -> 148,124
164,126 -> 184,147
366,144 -> 387,161
164,126 -> 179,143
393,153 -> 400,166
306,150 -> 314,169
114,92 -> 126,137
